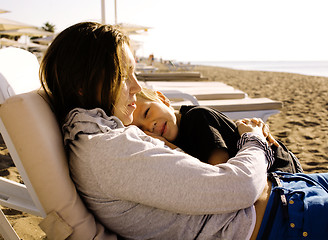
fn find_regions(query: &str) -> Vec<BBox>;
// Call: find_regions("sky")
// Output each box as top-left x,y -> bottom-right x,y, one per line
1,0 -> 328,62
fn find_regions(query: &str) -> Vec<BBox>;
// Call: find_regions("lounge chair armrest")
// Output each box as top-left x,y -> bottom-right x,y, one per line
160,89 -> 199,105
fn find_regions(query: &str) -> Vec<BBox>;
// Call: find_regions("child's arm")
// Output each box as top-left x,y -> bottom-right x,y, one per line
208,118 -> 279,166
207,148 -> 230,165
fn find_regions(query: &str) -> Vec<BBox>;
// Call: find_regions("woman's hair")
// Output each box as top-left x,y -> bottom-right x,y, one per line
40,22 -> 129,123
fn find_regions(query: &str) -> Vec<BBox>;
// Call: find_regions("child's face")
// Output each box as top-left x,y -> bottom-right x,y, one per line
132,98 -> 179,142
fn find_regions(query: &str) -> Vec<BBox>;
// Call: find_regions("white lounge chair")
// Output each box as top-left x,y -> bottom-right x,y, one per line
0,90 -> 119,239
136,71 -> 208,81
0,47 -> 41,239
141,81 -> 282,121
165,60 -> 195,71
0,47 -> 41,102
160,88 -> 282,122
144,81 -> 247,100
135,63 -> 158,73
168,95 -> 282,122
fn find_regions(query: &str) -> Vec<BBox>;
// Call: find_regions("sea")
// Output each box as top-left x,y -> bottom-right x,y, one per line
191,61 -> 328,78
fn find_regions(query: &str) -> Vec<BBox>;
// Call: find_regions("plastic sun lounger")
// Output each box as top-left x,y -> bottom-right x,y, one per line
0,47 -> 44,239
136,71 -> 208,81
0,47 -> 41,102
165,60 -> 195,71
135,63 -> 158,73
143,81 -> 247,100
144,80 -> 232,88
0,47 -> 117,239
0,90 -> 118,240
141,81 -> 282,121
161,89 -> 282,122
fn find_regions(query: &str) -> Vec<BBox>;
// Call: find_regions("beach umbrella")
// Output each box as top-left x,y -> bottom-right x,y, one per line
0,38 -> 48,51
0,9 -> 10,14
0,37 -> 23,47
115,23 -> 150,35
32,35 -> 55,45
100,0 -> 150,35
0,28 -> 54,37
0,17 -> 36,31
25,41 -> 48,51
0,38 -> 30,49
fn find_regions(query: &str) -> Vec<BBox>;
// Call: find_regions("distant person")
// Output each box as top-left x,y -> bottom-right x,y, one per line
131,87 -> 303,173
148,53 -> 154,65
40,21 -> 328,239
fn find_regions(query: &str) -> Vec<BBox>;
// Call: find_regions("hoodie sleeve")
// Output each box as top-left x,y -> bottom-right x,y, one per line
68,123 -> 268,215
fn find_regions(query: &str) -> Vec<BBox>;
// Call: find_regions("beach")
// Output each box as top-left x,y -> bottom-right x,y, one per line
1,64 -> 328,239
194,65 -> 328,173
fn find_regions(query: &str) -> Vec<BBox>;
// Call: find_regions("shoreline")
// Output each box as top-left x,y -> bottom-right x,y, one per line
191,61 -> 328,78
1,63 -> 328,239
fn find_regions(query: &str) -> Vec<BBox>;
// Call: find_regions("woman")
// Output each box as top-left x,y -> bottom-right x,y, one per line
40,22 -> 328,239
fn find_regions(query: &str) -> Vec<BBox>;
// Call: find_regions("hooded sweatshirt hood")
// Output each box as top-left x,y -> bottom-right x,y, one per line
62,108 -> 124,146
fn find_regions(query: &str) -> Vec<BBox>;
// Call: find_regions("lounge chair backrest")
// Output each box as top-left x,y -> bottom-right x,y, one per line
0,47 -> 41,103
0,90 -> 117,239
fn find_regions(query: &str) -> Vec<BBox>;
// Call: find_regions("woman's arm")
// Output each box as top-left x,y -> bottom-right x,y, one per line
81,122 -> 268,215
145,128 -> 231,165
96,133 -> 267,214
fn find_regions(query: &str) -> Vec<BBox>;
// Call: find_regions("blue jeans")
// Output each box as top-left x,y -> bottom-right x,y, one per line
257,172 -> 328,240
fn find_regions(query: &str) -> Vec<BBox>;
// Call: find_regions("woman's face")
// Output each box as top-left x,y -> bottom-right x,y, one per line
113,44 -> 142,125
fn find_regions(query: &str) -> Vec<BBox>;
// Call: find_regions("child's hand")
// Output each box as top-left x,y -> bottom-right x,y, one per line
262,122 -> 280,147
237,118 -> 280,147
236,118 -> 264,137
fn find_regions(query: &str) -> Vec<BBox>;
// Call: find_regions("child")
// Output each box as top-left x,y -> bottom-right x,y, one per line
131,87 -> 303,173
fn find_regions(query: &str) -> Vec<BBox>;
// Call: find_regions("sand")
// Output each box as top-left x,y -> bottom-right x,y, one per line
0,64 -> 327,239
194,65 -> 328,173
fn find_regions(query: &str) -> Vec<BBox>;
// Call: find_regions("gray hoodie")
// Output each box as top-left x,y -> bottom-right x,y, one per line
63,108 -> 268,240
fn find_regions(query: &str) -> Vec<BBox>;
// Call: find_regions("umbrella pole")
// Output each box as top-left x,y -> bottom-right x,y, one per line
101,0 -> 106,24
114,0 -> 117,25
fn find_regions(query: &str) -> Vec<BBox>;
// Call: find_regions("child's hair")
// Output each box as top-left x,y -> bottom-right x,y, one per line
136,87 -> 161,102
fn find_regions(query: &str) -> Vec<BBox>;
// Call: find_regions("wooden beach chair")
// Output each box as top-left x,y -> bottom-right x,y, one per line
0,47 -> 118,239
